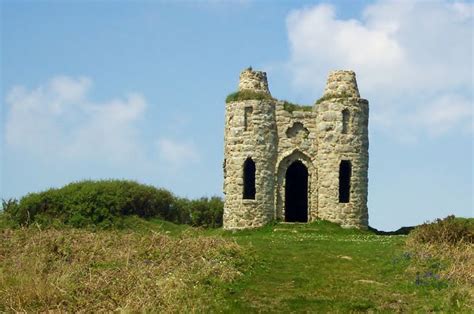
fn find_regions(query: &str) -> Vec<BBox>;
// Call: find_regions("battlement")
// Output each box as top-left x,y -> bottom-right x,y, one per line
323,70 -> 360,98
238,67 -> 271,95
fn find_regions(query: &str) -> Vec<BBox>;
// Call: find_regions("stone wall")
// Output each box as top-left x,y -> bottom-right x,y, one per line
223,68 -> 369,230
274,104 -> 318,222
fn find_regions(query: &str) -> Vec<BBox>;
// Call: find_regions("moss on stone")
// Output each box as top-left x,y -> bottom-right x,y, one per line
315,91 -> 354,104
225,90 -> 274,103
282,101 -> 313,113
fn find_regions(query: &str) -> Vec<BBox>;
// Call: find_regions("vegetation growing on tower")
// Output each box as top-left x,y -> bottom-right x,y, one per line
225,90 -> 274,103
282,101 -> 313,113
315,90 -> 355,104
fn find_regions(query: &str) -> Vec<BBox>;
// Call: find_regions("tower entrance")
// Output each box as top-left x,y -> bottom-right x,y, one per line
285,160 -> 308,222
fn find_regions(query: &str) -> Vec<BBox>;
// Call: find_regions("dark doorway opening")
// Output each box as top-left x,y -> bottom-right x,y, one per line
339,160 -> 351,203
243,158 -> 256,199
285,160 -> 308,222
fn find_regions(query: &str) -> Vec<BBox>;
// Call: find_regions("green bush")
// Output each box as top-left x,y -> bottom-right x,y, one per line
225,90 -> 274,103
408,215 -> 473,245
3,180 -> 224,229
175,197 -> 224,228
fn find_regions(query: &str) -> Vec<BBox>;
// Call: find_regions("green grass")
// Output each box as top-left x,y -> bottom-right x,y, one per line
225,90 -> 274,103
315,91 -> 354,104
0,214 -> 471,312
210,221 -> 472,312
282,101 -> 313,113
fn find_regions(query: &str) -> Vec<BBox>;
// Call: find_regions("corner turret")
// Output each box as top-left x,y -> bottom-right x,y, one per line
223,67 -> 278,229
316,69 -> 369,229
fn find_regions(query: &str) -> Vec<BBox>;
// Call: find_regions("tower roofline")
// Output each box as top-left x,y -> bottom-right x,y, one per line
323,70 -> 360,98
238,68 -> 271,95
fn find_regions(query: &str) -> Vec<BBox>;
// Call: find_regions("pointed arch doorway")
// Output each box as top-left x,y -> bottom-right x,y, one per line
285,160 -> 308,222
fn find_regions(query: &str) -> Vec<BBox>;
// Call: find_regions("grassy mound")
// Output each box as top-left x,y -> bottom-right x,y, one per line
0,227 -> 251,312
2,180 -> 223,229
0,217 -> 471,312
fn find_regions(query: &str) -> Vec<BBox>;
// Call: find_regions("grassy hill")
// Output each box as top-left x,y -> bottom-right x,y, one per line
1,181 -> 472,312
1,215 -> 472,312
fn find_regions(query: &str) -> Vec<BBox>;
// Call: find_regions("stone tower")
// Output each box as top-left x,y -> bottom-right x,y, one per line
223,68 -> 369,229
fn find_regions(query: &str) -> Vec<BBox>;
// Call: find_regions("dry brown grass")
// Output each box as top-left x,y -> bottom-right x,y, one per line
408,216 -> 473,246
0,227 -> 250,312
406,216 -> 473,286
405,217 -> 474,309
406,241 -> 474,285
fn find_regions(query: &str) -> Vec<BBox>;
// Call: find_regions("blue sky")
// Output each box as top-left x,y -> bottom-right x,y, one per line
1,0 -> 472,230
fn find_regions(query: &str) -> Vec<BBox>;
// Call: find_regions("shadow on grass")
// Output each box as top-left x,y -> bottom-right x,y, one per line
369,225 -> 415,235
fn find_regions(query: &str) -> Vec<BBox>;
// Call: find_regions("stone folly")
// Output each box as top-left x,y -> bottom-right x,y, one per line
223,68 -> 369,230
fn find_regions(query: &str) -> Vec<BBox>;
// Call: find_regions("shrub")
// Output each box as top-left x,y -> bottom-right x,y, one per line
225,90 -> 274,103
175,197 -> 224,228
408,216 -> 473,245
3,180 -> 223,228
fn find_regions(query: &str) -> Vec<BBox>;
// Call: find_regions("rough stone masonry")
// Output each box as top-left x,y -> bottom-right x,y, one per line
223,68 -> 369,229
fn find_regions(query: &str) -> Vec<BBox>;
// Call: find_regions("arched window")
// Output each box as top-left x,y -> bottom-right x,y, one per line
342,109 -> 350,134
339,160 -> 351,203
243,157 -> 256,199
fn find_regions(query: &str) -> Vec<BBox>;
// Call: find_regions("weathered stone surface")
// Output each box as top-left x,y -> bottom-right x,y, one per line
323,70 -> 360,98
223,68 -> 369,230
238,68 -> 271,95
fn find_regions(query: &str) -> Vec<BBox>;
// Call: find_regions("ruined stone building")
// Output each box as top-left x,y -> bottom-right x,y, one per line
223,68 -> 369,229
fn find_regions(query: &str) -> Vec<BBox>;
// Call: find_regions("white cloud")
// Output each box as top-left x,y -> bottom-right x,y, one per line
5,76 -> 148,165
412,95 -> 473,136
5,75 -> 203,174
371,94 -> 472,139
285,0 -> 473,139
64,93 -> 147,164
287,3 -> 404,92
156,137 -> 199,168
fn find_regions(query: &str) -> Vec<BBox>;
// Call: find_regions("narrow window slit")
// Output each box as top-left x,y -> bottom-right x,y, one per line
342,109 -> 350,134
244,107 -> 253,131
339,160 -> 351,203
243,158 -> 256,199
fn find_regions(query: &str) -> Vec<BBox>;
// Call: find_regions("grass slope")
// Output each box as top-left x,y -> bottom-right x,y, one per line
1,216 -> 472,312
212,221 -> 472,312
